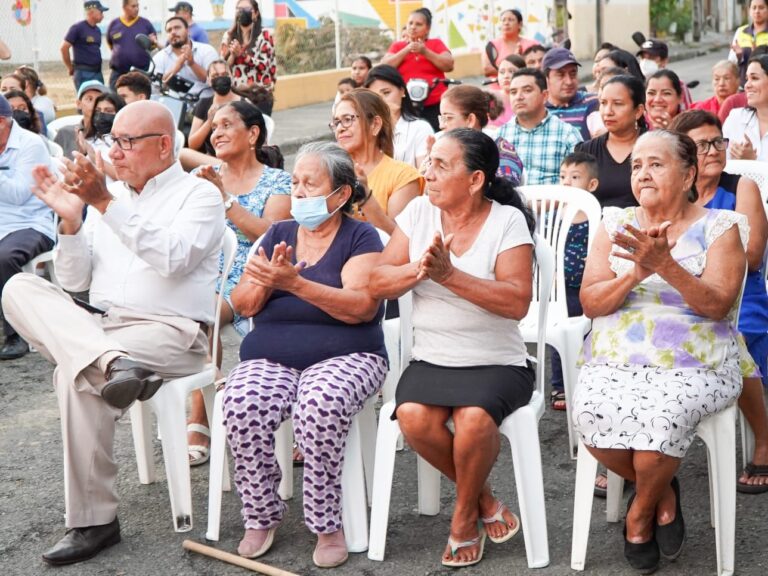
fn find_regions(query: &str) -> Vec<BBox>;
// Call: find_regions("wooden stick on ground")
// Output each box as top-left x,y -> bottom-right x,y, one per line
182,540 -> 301,576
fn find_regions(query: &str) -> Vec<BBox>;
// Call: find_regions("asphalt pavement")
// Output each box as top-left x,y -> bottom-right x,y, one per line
2,32 -> 768,576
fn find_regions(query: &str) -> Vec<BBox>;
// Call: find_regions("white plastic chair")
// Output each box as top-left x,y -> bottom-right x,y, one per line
174,129 -> 185,160
21,214 -> 58,286
46,114 -> 83,142
571,266 -> 749,576
263,113 -> 275,145
518,184 -> 602,459
205,237 -> 390,553
367,238 -> 554,568
128,227 -> 237,533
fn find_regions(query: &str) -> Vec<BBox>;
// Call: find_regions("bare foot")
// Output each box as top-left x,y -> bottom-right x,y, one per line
478,489 -> 517,541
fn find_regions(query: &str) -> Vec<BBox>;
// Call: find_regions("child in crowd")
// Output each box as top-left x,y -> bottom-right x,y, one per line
337,77 -> 356,97
550,151 -> 599,410
350,55 -> 372,86
523,44 -> 548,69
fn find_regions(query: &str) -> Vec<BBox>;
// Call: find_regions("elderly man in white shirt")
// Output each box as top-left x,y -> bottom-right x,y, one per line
153,16 -> 218,96
1,100 -> 224,566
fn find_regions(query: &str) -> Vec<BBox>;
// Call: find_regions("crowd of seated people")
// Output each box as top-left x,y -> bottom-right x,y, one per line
2,3 -> 768,573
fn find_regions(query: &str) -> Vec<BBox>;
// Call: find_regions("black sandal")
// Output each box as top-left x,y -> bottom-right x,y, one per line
737,462 -> 768,494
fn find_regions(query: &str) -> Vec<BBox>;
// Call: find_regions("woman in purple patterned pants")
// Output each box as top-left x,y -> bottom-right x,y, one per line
224,141 -> 388,568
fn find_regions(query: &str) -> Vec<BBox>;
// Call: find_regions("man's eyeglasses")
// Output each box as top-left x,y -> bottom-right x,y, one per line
328,114 -> 359,133
695,137 -> 729,155
102,133 -> 165,150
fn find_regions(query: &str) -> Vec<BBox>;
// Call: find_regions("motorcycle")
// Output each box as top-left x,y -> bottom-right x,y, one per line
406,77 -> 463,116
132,33 -> 202,143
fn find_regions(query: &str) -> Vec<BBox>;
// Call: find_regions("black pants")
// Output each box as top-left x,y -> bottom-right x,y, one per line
0,228 -> 54,338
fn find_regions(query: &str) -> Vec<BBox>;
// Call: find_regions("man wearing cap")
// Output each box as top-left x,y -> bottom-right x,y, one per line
542,47 -> 602,141
3,100 -> 224,565
171,2 -> 210,45
61,1 -> 108,91
106,0 -> 158,90
153,16 -> 218,97
54,80 -> 109,159
637,39 -> 693,110
0,94 -> 55,360
498,68 -> 582,185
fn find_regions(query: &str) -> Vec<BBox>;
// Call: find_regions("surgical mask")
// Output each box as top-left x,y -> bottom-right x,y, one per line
640,58 -> 659,78
238,10 -> 253,26
12,110 -> 32,130
290,186 -> 343,231
211,76 -> 232,95
93,112 -> 116,136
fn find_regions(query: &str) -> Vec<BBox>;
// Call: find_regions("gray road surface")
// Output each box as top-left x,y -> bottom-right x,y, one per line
2,47 -> 768,576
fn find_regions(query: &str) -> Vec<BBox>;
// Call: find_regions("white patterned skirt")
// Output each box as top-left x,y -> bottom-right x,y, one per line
571,351 -> 742,458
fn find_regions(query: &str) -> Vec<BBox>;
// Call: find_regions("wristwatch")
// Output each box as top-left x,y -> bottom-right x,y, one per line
223,193 -> 238,211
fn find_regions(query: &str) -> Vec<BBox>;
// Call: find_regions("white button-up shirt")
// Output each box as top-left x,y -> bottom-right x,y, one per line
723,107 -> 768,161
152,41 -> 218,96
0,119 -> 55,243
54,162 -> 225,323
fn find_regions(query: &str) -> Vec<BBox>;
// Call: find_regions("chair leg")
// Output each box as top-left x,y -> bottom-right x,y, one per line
501,408 -> 550,568
341,415 -> 368,553
151,388 -> 194,532
739,409 -> 755,470
206,389 -> 227,542
606,471 -> 625,523
417,455 -> 441,516
698,407 -> 737,576
358,399 -> 377,504
368,402 -> 401,561
571,440 -> 599,571
129,401 -> 157,484
275,419 -> 293,501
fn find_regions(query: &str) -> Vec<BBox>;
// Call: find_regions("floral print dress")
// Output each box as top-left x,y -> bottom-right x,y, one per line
572,206 -> 756,458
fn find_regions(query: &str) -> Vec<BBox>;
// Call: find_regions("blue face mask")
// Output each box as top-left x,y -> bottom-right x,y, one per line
290,186 -> 343,231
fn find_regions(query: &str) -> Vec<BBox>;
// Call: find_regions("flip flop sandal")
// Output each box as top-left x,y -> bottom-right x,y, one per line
737,462 -> 768,494
441,528 -> 486,568
594,472 -> 634,498
187,423 -> 211,467
293,442 -> 305,468
481,501 -> 520,544
550,390 -> 567,411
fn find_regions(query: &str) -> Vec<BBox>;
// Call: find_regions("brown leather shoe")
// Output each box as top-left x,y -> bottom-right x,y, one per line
101,357 -> 163,409
42,517 -> 120,566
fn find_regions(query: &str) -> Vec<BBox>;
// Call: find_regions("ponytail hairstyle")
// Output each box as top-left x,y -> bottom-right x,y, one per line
15,65 -> 46,96
443,128 -> 535,234
602,74 -> 649,133
442,84 -> 501,128
225,100 -> 282,168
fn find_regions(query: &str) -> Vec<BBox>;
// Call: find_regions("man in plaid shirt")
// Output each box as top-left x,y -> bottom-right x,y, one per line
498,68 -> 583,184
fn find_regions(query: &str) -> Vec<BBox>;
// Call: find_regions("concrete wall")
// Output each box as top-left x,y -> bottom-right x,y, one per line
272,50 -> 482,111
567,0 -> 650,59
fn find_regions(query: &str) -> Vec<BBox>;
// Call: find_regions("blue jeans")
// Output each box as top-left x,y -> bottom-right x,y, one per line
549,284 -> 584,393
73,68 -> 104,92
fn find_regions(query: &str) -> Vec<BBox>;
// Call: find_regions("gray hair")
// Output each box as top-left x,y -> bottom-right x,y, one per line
294,141 -> 364,212
633,130 -> 699,202
712,60 -> 738,77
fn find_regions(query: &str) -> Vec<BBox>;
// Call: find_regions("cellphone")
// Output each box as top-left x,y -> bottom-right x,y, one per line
72,297 -> 106,315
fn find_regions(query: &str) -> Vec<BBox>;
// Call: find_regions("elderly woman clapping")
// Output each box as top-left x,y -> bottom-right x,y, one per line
224,142 -> 388,568
573,130 -> 752,573
370,128 -> 536,568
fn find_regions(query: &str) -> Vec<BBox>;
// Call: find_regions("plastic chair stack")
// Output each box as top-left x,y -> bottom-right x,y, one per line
128,227 -> 237,532
367,238 -> 555,568
518,184 -> 602,459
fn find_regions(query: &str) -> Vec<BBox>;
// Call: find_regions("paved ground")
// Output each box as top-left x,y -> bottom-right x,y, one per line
3,32 -> 768,576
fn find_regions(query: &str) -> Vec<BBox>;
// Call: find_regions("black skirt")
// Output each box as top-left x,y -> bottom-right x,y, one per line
393,360 -> 535,426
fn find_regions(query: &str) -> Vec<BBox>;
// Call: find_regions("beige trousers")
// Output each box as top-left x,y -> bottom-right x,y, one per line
2,273 -> 208,528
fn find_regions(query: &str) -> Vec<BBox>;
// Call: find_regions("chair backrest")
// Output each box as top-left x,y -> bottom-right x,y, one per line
46,139 -> 64,158
526,237 -> 555,403
174,130 -> 185,160
725,160 -> 768,207
262,114 -> 275,145
210,228 -> 238,368
46,114 -> 83,141
518,184 -> 602,314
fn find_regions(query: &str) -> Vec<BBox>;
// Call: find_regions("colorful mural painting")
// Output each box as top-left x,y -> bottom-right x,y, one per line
12,0 -> 33,27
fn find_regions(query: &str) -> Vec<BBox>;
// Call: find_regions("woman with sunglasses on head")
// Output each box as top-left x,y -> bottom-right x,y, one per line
331,89 -> 423,234
381,8 -> 454,131
671,109 -> 768,494
364,64 -> 433,168
220,0 -> 276,115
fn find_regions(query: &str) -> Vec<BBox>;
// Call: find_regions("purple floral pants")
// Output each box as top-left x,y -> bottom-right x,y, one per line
223,353 -> 387,534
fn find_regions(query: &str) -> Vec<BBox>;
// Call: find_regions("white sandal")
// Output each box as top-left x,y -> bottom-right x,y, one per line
187,423 -> 211,467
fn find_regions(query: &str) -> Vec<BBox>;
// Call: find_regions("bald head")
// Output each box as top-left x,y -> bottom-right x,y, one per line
109,100 -> 178,192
